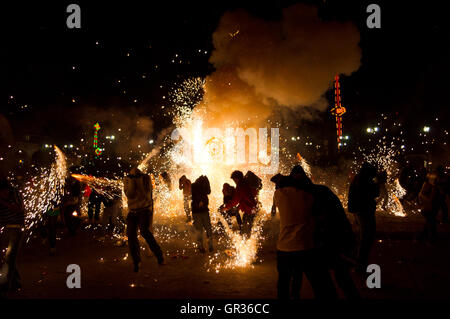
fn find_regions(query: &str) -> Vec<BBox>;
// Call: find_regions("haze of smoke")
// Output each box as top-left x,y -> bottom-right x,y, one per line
73,106 -> 154,158
201,4 -> 361,127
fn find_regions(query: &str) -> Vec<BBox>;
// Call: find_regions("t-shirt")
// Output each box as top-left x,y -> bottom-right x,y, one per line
274,186 -> 315,252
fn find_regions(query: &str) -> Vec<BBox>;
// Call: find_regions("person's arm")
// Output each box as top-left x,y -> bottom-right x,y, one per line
271,193 -> 277,217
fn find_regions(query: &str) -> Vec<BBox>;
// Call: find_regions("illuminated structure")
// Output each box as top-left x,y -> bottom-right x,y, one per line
330,74 -> 346,149
93,122 -> 102,156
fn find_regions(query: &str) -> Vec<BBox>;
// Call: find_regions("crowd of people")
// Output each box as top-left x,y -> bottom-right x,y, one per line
0,160 -> 448,299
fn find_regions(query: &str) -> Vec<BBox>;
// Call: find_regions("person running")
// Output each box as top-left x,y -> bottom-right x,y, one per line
348,162 -> 380,272
271,169 -> 337,300
191,175 -> 214,253
220,170 -> 258,238
179,175 -> 192,222
218,183 -> 242,232
124,167 -> 164,272
0,175 -> 25,294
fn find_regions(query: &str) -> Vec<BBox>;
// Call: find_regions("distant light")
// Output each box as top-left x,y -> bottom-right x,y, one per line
70,144 -> 73,148
423,126 -> 430,132
291,137 -> 296,141
344,136 -> 349,140
149,140 -> 154,144
72,211 -> 78,217
366,128 -> 373,133
111,135 -> 115,140
374,127 -> 379,132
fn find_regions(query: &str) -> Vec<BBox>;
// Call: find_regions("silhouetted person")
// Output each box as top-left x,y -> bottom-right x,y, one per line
271,168 -> 337,300
220,170 -> 258,238
307,178 -> 360,299
0,175 -> 25,293
87,187 -> 102,225
124,167 -> 164,272
41,204 -> 60,255
102,195 -> 124,234
348,162 -> 380,271
191,175 -> 213,253
62,178 -> 81,235
418,173 -> 439,244
436,165 -> 448,223
179,175 -> 192,222
218,183 -> 242,232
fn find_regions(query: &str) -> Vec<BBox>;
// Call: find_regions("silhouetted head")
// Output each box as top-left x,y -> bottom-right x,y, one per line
231,170 -> 244,184
290,165 -> 307,179
427,172 -> 438,185
129,167 -> 142,176
359,162 -> 377,179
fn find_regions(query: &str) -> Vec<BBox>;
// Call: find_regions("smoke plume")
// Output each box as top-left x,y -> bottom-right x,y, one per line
200,4 -> 361,127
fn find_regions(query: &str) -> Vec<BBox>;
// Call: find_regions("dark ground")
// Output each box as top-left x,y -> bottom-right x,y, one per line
4,212 -> 450,299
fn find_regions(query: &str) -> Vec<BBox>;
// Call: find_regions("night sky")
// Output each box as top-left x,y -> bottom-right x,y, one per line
0,0 -> 448,153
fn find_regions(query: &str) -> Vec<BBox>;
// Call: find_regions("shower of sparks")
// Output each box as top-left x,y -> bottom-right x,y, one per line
296,153 -> 312,178
71,174 -> 123,201
20,146 -> 67,240
353,133 -> 408,217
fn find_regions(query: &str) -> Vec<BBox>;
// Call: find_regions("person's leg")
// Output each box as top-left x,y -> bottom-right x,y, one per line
233,208 -> 242,228
356,213 -> 375,269
440,195 -> 448,222
48,215 -> 57,249
184,197 -> 191,222
303,249 -> 338,300
5,228 -> 24,291
277,250 -> 293,300
332,255 -> 360,299
87,200 -> 94,222
203,213 -> 213,251
126,213 -> 141,270
241,214 -> 254,238
63,206 -> 75,235
427,214 -> 437,243
291,251 -> 304,299
193,214 -> 205,252
138,211 -> 164,263
94,200 -> 101,222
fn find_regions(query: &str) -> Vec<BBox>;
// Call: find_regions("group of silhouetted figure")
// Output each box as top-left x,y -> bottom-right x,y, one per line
1,160 -> 448,299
